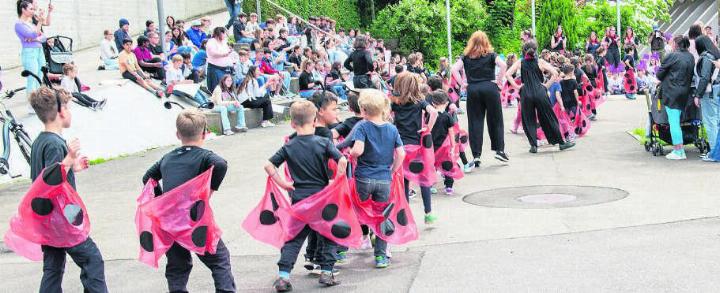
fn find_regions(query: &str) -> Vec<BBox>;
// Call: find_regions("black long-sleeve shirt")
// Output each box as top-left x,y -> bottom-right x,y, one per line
142,146 -> 228,195
344,49 -> 373,76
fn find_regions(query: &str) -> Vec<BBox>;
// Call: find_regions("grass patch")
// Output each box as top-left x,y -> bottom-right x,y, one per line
208,125 -> 221,135
88,154 -> 129,166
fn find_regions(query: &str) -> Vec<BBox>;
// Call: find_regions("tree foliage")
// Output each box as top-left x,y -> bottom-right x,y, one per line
242,0 -> 361,29
536,0 -> 582,51
369,0 -> 487,64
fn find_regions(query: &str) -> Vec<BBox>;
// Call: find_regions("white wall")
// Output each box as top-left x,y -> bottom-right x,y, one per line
1,0 -> 225,69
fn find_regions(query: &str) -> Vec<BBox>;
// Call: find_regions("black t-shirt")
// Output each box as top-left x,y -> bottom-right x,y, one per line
463,54 -> 497,84
299,71 -> 315,91
276,37 -> 290,51
288,54 -> 302,68
289,126 -> 333,139
391,100 -> 430,145
344,49 -> 373,76
333,116 -> 363,138
431,111 -> 456,150
30,132 -> 76,189
560,79 -> 579,108
624,55 -> 635,68
142,146 -> 228,194
151,44 -> 163,56
269,135 -> 343,190
233,21 -> 246,40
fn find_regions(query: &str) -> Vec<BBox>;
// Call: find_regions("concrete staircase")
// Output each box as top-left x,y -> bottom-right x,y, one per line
659,0 -> 717,38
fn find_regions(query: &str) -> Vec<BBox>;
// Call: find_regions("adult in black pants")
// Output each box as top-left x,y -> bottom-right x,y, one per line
451,31 -> 508,167
506,40 -> 575,153
603,27 -> 621,73
344,35 -> 375,89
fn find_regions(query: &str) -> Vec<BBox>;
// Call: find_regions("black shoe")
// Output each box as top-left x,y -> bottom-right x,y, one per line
559,142 -> 576,151
473,157 -> 481,168
319,271 -> 341,287
97,65 -> 105,70
274,278 -> 293,292
494,151 -> 509,162
98,99 -> 107,110
529,146 -> 538,153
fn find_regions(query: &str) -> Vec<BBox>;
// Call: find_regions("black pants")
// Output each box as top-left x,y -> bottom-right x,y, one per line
444,176 -> 454,188
72,92 -> 99,108
466,81 -> 505,157
607,48 -> 621,69
521,93 -> 564,147
353,74 -> 375,89
278,225 -> 337,272
40,237 -> 108,293
165,239 -> 235,293
140,63 -> 165,81
242,95 -> 274,121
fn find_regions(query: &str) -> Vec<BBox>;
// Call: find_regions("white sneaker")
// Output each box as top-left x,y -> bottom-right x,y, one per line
261,121 -> 276,128
386,246 -> 392,258
665,150 -> 687,160
360,235 -> 372,250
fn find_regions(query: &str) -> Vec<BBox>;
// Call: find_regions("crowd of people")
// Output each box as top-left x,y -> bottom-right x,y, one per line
8,1 -> 720,293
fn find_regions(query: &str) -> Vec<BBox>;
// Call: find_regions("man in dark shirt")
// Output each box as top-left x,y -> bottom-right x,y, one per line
287,46 -> 303,72
265,100 -> 347,291
28,87 -> 108,293
344,35 -> 375,89
233,13 -> 255,44
142,109 -> 236,293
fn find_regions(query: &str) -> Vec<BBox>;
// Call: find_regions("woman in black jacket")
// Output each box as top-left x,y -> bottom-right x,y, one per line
656,35 -> 696,160
343,35 -> 375,89
692,35 -> 720,156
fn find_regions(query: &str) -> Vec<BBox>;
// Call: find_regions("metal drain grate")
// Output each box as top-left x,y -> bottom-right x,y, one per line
463,185 -> 628,209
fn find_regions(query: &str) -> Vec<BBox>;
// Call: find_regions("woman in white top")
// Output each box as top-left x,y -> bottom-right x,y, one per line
100,30 -> 120,70
237,66 -> 277,127
206,27 -> 235,92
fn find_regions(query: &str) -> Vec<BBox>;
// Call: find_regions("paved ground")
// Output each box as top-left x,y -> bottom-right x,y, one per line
1,91 -> 720,292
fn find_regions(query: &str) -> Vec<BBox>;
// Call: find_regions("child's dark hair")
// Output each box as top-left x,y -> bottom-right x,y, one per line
560,63 -> 574,75
570,56 -> 582,68
346,91 -> 361,114
311,90 -> 339,110
395,65 -> 404,74
180,52 -> 192,60
427,76 -> 443,91
429,90 -> 449,106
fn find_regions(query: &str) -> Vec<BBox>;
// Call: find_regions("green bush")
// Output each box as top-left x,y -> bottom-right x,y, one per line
242,0 -> 361,29
369,0 -> 487,66
536,0 -> 582,51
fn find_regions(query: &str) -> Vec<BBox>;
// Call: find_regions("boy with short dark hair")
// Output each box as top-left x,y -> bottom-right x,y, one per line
265,100 -> 348,291
29,87 -> 108,293
142,109 -> 236,293
332,91 -> 363,140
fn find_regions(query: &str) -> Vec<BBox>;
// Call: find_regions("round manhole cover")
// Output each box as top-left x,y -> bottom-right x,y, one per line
463,185 -> 628,209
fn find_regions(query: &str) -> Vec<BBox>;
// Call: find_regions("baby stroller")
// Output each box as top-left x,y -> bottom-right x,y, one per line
43,36 -> 74,77
644,85 -> 710,156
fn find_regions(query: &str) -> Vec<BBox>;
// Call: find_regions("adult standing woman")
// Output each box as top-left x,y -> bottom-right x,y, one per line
586,31 -> 601,57
506,40 -> 576,153
624,27 -> 639,61
603,27 -> 622,74
691,35 -> 720,154
205,27 -> 235,92
550,25 -> 567,54
344,35 -> 375,89
656,35 -> 695,160
15,1 -> 45,99
451,30 -> 509,166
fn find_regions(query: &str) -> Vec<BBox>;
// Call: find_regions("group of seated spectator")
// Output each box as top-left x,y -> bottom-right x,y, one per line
97,11 -> 435,136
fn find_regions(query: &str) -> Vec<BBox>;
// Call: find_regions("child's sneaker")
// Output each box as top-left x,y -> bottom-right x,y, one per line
424,214 -> 437,225
273,278 -> 293,292
336,251 -> 347,264
375,256 -> 390,268
223,130 -> 235,136
666,150 -> 687,160
445,187 -> 454,195
386,246 -> 392,258
360,235 -> 372,249
261,121 -> 276,128
408,189 -> 417,199
318,271 -> 341,287
463,162 -> 474,173
430,187 -> 438,194
303,257 -> 317,272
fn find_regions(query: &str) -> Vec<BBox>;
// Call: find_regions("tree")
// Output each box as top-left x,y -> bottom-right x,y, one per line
537,0 -> 582,51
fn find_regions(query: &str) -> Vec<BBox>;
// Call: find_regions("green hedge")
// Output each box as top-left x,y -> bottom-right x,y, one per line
242,0 -> 361,29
